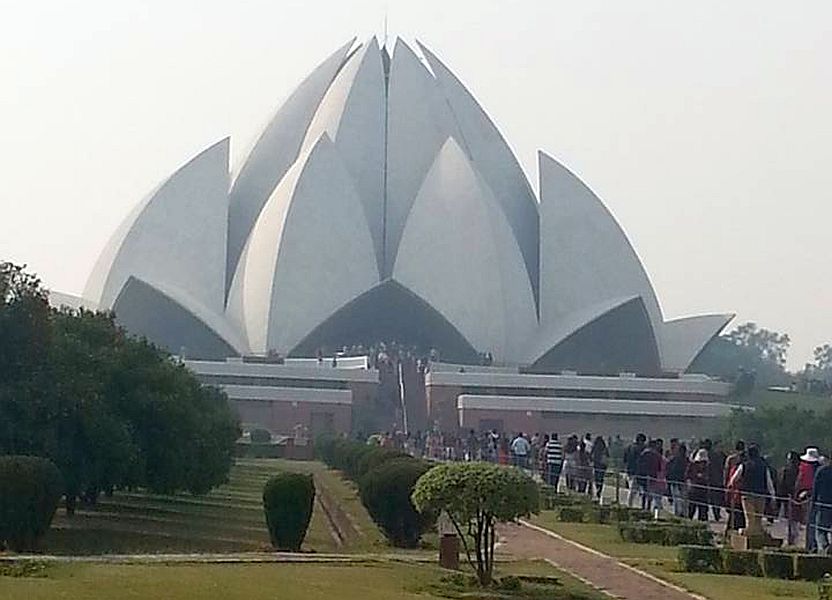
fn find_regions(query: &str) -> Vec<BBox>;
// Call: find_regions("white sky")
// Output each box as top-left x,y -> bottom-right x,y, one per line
1,1 -> 829,369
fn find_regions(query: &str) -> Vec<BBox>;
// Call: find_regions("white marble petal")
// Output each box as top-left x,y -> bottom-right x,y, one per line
84,138 -> 230,313
525,295 -> 639,364
538,151 -> 663,337
114,276 -> 247,358
384,39 -> 462,277
417,41 -> 539,298
301,37 -> 386,272
393,138 -> 537,364
229,134 -> 380,355
660,314 -> 735,373
226,39 -> 355,289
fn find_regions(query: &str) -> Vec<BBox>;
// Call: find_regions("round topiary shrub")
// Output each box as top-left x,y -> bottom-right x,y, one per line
249,428 -> 272,444
0,455 -> 63,552
262,472 -> 315,552
359,457 -> 434,548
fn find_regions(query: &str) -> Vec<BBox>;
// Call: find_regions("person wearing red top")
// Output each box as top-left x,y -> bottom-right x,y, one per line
796,447 -> 822,551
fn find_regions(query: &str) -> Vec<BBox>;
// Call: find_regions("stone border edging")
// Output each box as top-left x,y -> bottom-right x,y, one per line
519,520 -> 709,600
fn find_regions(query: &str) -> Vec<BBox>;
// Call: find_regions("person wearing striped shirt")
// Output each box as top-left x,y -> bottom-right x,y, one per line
545,433 -> 564,490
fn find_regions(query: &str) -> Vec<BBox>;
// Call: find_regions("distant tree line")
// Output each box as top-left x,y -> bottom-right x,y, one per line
692,321 -> 831,399
724,404 -> 832,468
0,262 -> 240,514
692,322 -> 792,393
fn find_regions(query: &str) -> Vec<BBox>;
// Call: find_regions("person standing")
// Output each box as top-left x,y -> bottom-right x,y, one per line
576,441 -> 592,495
702,440 -> 726,521
545,433 -> 564,491
562,435 -> 579,491
624,433 -> 647,508
652,438 -> 668,511
537,434 -> 550,476
724,440 -> 747,530
797,448 -> 822,552
686,449 -> 711,521
510,432 -> 531,469
727,444 -> 776,537
667,443 -> 689,517
637,440 -> 662,511
590,436 -> 609,500
812,460 -> 832,555
584,433 -> 594,456
778,451 -> 801,545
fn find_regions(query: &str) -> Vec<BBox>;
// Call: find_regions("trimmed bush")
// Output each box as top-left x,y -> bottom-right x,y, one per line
557,507 -> 586,523
360,457 -> 434,547
610,506 -> 652,522
794,554 -> 832,581
262,472 -> 315,551
678,545 -> 723,573
722,549 -> 763,577
0,456 -> 63,552
249,428 -> 271,444
619,521 -> 712,546
759,552 -> 795,580
316,437 -> 434,547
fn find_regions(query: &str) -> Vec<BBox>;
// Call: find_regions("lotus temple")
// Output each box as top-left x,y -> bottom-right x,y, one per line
53,37 -> 738,438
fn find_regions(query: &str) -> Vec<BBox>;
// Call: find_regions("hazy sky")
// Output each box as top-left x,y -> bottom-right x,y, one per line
1,1 -> 829,369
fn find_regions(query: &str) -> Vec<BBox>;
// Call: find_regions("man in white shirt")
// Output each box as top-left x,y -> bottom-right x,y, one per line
511,433 -> 531,470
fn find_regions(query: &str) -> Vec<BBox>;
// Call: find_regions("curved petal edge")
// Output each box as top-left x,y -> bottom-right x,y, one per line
660,313 -> 735,373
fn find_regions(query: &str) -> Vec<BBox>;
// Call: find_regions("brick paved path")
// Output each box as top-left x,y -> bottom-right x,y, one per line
499,521 -> 704,600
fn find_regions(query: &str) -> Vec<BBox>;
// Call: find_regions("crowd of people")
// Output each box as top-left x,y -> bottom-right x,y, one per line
368,428 -> 832,554
616,434 -> 832,553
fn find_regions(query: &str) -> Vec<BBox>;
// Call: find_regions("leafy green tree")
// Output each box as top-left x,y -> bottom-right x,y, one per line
724,405 -> 832,467
814,344 -> 832,372
0,261 -> 240,514
691,322 -> 791,391
0,263 -> 53,455
411,462 -> 539,586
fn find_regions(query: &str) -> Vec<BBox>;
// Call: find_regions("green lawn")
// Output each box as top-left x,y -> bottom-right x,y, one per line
637,563 -> 817,600
0,560 -> 605,600
44,459 -> 384,555
528,512 -> 676,561
528,510 -> 819,600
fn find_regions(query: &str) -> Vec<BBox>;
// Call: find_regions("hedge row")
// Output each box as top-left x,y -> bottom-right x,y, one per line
679,545 -> 832,581
540,489 -> 651,524
315,437 -> 434,547
618,520 -> 713,546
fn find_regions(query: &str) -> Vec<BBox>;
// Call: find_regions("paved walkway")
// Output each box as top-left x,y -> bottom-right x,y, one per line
499,521 -> 704,600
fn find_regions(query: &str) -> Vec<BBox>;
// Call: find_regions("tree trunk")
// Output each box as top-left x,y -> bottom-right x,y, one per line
486,517 -> 495,584
65,494 -> 76,517
475,514 -> 488,585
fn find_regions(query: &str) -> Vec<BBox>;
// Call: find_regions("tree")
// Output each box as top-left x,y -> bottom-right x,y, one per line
814,344 -> 832,372
726,322 -> 791,367
724,405 -> 832,468
0,261 -> 240,514
691,322 -> 791,391
411,462 -> 539,586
